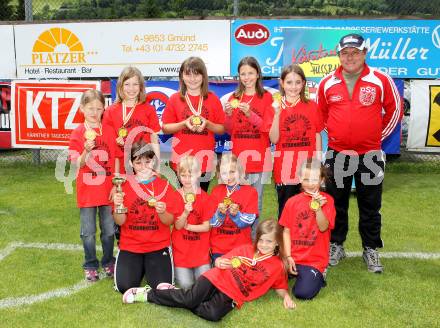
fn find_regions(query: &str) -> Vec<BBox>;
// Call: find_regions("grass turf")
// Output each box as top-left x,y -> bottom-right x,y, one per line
0,160 -> 439,327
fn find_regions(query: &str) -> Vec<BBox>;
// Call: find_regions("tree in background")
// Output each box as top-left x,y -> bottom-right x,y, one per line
0,0 -> 13,20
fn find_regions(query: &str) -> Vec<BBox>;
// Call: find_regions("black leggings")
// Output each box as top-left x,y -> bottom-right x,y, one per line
114,247 -> 173,293
148,276 -> 234,322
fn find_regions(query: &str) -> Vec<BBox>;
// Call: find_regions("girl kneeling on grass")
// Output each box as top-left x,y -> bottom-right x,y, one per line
172,155 -> 211,289
68,90 -> 116,282
113,141 -> 180,293
122,219 -> 295,322
280,158 -> 335,300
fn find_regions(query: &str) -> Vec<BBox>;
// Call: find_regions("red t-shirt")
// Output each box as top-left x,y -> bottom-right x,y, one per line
68,123 -> 116,207
203,244 -> 288,308
268,100 -> 323,184
118,176 -> 180,253
279,192 -> 336,273
209,184 -> 257,254
162,92 -> 225,172
103,102 -> 161,173
171,190 -> 211,268
227,92 -> 272,173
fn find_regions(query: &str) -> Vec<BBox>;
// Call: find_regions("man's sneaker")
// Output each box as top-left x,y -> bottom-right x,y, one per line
363,247 -> 384,273
103,264 -> 114,278
156,282 -> 178,290
329,243 -> 346,266
122,285 -> 151,304
84,269 -> 99,282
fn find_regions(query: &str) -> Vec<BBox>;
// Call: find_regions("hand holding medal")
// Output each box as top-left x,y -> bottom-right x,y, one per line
228,203 -> 240,216
272,92 -> 282,111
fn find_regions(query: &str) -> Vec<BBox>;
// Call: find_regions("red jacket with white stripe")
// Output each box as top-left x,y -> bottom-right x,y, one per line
317,65 -> 402,155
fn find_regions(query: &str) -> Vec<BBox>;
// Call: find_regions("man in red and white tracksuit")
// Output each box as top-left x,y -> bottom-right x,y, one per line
316,33 -> 403,273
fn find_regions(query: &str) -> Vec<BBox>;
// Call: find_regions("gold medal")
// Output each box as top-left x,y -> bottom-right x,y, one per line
272,92 -> 282,103
310,199 -> 321,211
223,197 -> 232,206
118,127 -> 128,138
184,193 -> 195,204
191,116 -> 202,126
230,99 -> 240,109
231,257 -> 241,268
148,197 -> 157,207
84,129 -> 97,141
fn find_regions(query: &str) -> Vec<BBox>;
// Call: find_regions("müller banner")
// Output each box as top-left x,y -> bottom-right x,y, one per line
11,81 -> 99,149
231,19 -> 440,78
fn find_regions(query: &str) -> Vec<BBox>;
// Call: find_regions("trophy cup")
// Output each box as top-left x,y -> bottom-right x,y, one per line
112,176 -> 128,214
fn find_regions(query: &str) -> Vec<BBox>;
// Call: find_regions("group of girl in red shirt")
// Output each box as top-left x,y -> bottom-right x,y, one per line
68,56 -> 335,321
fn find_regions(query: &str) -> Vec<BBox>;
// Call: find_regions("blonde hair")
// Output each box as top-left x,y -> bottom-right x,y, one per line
115,66 -> 146,103
80,89 -> 105,107
218,153 -> 246,185
279,64 -> 309,103
177,155 -> 201,177
178,57 -> 209,99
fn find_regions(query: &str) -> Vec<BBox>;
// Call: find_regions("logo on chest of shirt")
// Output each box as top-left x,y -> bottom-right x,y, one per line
231,262 -> 269,297
328,94 -> 343,103
359,86 -> 377,106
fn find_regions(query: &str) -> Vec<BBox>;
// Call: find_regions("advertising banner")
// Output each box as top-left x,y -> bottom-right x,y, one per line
111,79 -> 401,154
11,81 -> 99,149
231,19 -> 440,78
0,82 -> 12,149
0,25 -> 16,79
14,20 -> 230,78
407,80 -> 440,152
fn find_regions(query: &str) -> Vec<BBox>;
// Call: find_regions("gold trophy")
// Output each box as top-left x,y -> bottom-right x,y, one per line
112,176 -> 128,214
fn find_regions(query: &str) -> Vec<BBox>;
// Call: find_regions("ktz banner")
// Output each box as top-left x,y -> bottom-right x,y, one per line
11,81 -> 99,149
407,80 -> 440,152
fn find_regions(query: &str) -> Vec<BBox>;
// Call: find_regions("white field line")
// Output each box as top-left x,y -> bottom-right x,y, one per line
0,242 -> 106,310
0,242 -> 439,310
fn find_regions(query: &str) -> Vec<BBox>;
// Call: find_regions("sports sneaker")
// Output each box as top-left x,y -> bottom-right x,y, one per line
103,264 -> 114,278
122,285 -> 151,304
329,243 -> 346,266
363,247 -> 384,273
156,282 -> 178,290
84,269 -> 99,282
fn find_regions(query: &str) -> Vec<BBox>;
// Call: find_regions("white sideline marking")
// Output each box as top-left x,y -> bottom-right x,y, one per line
0,242 -> 439,310
0,280 -> 93,309
0,242 -> 106,310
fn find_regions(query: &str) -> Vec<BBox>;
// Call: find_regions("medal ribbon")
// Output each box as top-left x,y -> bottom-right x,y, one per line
185,93 -> 203,116
84,121 -> 102,136
226,184 -> 239,198
122,101 -> 138,127
304,190 -> 320,198
281,95 -> 300,110
143,178 -> 169,201
239,93 -> 255,105
237,252 -> 274,267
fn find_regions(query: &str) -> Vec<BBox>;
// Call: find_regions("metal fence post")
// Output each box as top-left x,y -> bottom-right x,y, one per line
233,0 -> 239,16
25,0 -> 33,21
24,0 -> 40,164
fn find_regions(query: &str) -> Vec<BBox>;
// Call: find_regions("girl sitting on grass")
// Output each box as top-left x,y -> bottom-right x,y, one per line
122,219 -> 295,322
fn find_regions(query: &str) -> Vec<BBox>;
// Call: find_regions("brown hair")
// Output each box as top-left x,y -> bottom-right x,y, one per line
80,89 -> 105,107
279,64 -> 309,103
254,219 -> 287,269
129,141 -> 158,171
233,56 -> 265,98
115,66 -> 146,103
178,57 -> 209,99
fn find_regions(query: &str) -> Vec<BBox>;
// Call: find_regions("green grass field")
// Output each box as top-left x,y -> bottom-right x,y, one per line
1,160 -> 439,327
